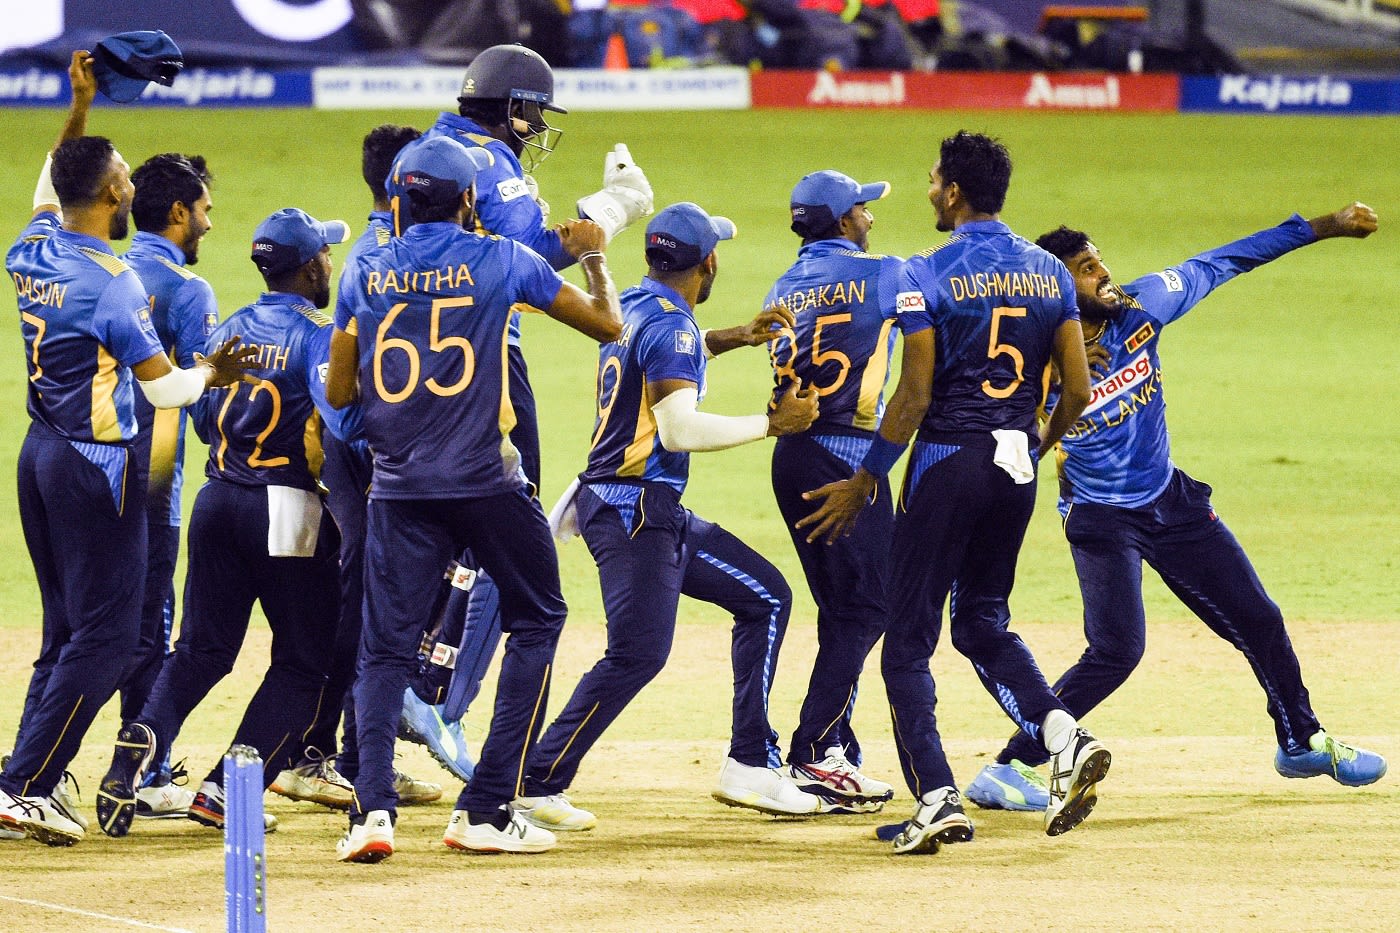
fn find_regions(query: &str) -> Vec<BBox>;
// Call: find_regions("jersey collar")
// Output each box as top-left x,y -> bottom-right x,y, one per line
797,237 -> 862,259
951,219 -> 1012,238
128,230 -> 186,265
638,276 -> 694,315
435,111 -> 488,137
259,291 -> 318,314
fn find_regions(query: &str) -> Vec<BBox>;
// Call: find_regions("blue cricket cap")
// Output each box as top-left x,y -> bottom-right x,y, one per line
790,170 -> 890,237
386,136 -> 495,210
251,208 -> 351,277
92,30 -> 184,104
645,202 -> 736,272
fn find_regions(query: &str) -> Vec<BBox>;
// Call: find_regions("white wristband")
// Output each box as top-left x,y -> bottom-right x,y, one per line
651,387 -> 768,452
139,365 -> 208,409
34,154 -> 59,211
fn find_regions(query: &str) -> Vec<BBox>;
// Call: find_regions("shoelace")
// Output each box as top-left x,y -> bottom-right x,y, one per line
1321,735 -> 1359,773
58,770 -> 81,801
168,759 -> 190,787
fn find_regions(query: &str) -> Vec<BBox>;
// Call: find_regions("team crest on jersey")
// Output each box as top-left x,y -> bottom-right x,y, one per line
674,330 -> 696,355
1125,322 -> 1155,353
1154,269 -> 1184,292
497,178 -> 528,202
894,291 -> 925,314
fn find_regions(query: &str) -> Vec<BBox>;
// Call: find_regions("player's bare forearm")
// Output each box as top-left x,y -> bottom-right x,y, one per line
705,304 -> 795,357
1308,202 -> 1378,240
58,51 -> 97,149
577,253 -> 622,341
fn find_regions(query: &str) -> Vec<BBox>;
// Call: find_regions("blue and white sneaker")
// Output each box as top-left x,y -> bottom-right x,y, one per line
964,760 -> 1050,812
398,687 -> 475,783
1275,732 -> 1387,787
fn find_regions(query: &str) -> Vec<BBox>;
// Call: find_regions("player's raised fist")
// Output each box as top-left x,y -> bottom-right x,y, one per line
1311,201 -> 1378,240
560,218 -> 608,258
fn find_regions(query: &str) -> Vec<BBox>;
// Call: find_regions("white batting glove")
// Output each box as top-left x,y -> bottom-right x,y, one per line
577,143 -> 654,241
523,173 -> 550,224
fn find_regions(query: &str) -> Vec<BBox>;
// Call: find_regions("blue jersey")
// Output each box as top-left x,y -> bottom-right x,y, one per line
7,211 -> 163,444
424,113 -> 574,348
335,221 -> 565,499
580,278 -> 705,495
765,238 -> 901,441
193,292 -> 333,492
898,220 -> 1078,444
1054,214 -> 1317,511
124,231 -> 218,525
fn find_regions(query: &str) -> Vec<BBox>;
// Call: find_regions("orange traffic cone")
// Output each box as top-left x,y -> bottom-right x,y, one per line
604,33 -> 629,70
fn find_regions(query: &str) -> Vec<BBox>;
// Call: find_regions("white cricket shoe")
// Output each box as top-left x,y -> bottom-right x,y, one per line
1045,727 -> 1111,837
393,769 -> 443,806
712,757 -> 824,816
513,793 -> 597,831
443,807 -> 556,854
889,786 -> 974,855
136,779 -> 195,819
271,750 -> 354,810
1,788 -> 85,846
337,809 -> 394,863
790,749 -> 895,812
50,770 -> 90,831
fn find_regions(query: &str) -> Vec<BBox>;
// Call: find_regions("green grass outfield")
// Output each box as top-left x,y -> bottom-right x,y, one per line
0,105 -> 1395,634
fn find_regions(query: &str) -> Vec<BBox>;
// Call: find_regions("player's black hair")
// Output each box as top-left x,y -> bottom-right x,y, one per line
800,221 -> 844,244
406,188 -> 464,225
51,136 -> 119,208
1035,226 -> 1093,263
261,266 -> 302,291
457,97 -> 511,128
938,131 -> 1012,214
131,153 -> 211,233
362,124 -> 421,198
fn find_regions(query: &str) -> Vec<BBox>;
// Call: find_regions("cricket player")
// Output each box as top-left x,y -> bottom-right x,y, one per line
765,170 -> 903,811
800,131 -> 1106,853
515,202 -> 824,833
963,203 -> 1387,811
326,135 -> 623,861
1,51 -> 251,846
97,207 -> 351,838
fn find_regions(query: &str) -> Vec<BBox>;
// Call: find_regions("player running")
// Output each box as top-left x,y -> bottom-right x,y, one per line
764,170 -> 903,812
515,202 -> 822,834
963,203 -> 1387,812
800,131 -> 1106,853
326,135 -> 622,860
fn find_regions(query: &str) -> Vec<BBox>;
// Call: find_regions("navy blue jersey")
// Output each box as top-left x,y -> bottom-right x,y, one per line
580,278 -> 706,494
1054,214 -> 1316,511
765,238 -> 902,434
124,231 -> 218,524
194,292 -> 333,492
335,221 -> 565,499
7,211 -> 164,444
898,220 -> 1078,443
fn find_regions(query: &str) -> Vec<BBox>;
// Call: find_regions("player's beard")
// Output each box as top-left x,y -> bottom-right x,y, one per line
180,219 -> 202,266
1079,283 -> 1126,322
696,267 -> 716,305
110,203 -> 131,240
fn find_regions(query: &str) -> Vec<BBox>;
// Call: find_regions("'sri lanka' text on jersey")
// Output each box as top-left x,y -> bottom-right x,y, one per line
764,238 -> 902,437
898,220 -> 1078,444
1051,214 -> 1317,511
334,220 -> 564,499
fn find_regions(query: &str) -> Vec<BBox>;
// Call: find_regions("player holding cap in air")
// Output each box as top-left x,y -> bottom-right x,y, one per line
514,202 -> 824,833
398,43 -> 655,762
765,170 -> 904,813
327,135 -> 623,860
963,202 -> 1387,811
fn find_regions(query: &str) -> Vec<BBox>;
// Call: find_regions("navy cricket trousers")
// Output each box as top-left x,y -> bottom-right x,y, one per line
882,436 -> 1068,799
525,481 -> 792,797
3,424 -> 146,799
1001,467 -> 1320,766
354,485 -> 567,818
771,432 -> 891,766
138,478 -> 340,788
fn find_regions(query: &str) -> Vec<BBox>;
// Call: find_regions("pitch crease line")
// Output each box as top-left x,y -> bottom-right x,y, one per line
0,893 -> 196,932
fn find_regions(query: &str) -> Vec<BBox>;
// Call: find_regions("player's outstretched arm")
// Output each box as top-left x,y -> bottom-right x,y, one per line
34,51 -> 98,218
798,326 -> 934,544
134,336 -> 260,409
1308,202 -> 1378,240
1039,319 -> 1091,457
650,378 -> 817,454
547,219 -> 623,342
703,302 -> 796,357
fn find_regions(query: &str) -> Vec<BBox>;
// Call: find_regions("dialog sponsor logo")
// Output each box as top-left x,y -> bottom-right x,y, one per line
1218,75 -> 1351,111
1024,74 -> 1120,109
808,71 -> 905,106
1083,350 -> 1153,416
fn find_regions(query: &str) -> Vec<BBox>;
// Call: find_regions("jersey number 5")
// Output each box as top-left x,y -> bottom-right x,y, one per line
373,296 -> 477,403
981,305 -> 1027,399
770,312 -> 852,396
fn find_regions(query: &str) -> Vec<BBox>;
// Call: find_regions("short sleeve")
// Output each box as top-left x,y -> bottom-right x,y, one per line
877,255 -> 906,321
333,261 -> 362,334
506,240 -> 566,313
93,272 -> 163,366
170,277 -> 219,368
636,314 -> 704,385
1053,259 -> 1080,326
893,261 -> 932,336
